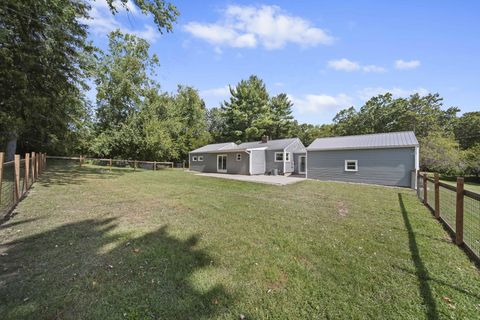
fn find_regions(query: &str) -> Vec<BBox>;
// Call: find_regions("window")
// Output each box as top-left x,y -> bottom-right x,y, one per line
236,153 -> 242,161
345,160 -> 358,172
192,156 -> 198,161
275,152 -> 283,162
198,156 -> 204,161
285,152 -> 291,162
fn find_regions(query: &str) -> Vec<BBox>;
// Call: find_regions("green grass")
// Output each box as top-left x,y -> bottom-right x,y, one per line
440,179 -> 480,194
1,162 -> 479,319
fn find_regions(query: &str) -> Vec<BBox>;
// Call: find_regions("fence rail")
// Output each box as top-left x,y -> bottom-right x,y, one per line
47,155 -> 176,170
0,152 -> 47,219
417,172 -> 480,264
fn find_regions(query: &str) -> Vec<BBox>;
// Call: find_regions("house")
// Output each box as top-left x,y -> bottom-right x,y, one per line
189,136 -> 306,175
306,131 -> 419,188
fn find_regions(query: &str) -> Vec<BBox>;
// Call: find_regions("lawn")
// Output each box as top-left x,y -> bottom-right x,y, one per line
0,162 -> 479,319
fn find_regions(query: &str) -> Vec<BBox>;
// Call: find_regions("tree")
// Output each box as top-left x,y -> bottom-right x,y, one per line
0,0 -> 93,160
461,144 -> 480,178
268,93 -> 295,139
0,0 -> 179,160
206,107 -> 227,142
332,93 -> 460,139
221,75 -> 271,142
291,122 -> 334,146
419,131 -> 461,174
454,112 -> 480,149
95,30 -> 160,131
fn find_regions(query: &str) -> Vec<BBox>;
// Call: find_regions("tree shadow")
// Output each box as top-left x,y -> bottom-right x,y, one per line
39,160 -> 134,187
0,218 -> 230,319
398,193 -> 438,320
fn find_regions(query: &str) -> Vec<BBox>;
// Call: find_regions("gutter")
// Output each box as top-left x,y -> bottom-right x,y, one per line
306,144 -> 419,152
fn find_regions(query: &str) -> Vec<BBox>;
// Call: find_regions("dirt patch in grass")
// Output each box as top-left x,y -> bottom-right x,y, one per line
336,201 -> 348,217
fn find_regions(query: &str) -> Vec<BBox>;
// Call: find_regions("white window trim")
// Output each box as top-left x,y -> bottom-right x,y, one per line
192,155 -> 198,161
198,155 -> 204,161
217,154 -> 227,173
285,152 -> 291,162
236,153 -> 242,161
299,155 -> 306,174
345,160 -> 358,172
274,152 -> 284,162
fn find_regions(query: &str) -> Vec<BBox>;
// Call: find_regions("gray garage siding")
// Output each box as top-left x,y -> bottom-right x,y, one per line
307,147 -> 415,187
189,152 -> 250,174
250,150 -> 266,174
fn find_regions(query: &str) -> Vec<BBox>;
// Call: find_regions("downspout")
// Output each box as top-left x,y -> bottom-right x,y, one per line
246,150 -> 252,175
283,148 -> 286,175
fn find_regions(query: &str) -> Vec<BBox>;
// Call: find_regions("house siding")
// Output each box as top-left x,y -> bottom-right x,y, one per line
285,139 -> 306,173
189,152 -> 249,174
265,150 -> 284,174
250,150 -> 266,174
307,147 -> 415,187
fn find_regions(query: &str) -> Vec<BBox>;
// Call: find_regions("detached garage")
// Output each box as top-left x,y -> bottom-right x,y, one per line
306,131 -> 419,188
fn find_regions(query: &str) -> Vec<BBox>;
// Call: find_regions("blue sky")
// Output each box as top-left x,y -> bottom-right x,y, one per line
85,0 -> 479,124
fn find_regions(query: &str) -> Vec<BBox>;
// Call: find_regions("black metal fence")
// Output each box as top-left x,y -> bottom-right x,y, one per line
417,172 -> 480,263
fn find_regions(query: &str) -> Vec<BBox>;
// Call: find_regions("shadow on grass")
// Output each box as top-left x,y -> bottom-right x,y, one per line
0,218 -> 230,319
398,193 -> 438,320
39,160 -> 135,187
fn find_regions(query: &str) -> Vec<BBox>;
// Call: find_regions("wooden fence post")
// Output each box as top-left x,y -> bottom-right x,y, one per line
25,153 -> 30,192
154,161 -> 156,171
423,174 -> 428,204
35,152 -> 39,178
0,152 -> 4,204
31,152 -> 36,182
434,173 -> 440,219
134,160 -> 137,171
14,155 -> 20,203
455,177 -> 464,245
79,155 -> 83,167
109,158 -> 112,171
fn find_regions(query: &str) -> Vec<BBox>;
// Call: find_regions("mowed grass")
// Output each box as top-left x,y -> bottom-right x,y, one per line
0,162 -> 479,319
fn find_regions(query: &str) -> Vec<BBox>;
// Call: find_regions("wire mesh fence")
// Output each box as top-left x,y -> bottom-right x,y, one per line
46,156 -> 175,171
0,152 -> 46,219
0,162 -> 15,217
416,172 -> 480,262
464,191 -> 480,259
438,185 -> 457,231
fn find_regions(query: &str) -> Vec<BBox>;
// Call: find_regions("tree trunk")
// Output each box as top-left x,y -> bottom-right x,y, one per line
5,132 -> 17,162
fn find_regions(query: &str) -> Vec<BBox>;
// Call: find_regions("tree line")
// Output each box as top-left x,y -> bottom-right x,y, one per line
0,0 -> 478,177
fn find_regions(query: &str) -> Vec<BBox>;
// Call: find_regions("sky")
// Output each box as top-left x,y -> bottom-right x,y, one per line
85,0 -> 480,124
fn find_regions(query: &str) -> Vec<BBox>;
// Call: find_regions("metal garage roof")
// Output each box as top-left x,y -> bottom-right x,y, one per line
307,131 -> 418,151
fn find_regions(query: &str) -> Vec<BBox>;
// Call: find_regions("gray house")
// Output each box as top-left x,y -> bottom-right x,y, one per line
306,131 -> 419,188
189,137 -> 306,175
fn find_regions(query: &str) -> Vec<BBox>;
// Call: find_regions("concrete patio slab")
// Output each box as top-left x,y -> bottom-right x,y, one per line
193,172 -> 305,185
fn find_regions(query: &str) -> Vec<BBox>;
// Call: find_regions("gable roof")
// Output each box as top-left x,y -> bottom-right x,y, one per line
237,138 -> 300,150
307,131 -> 418,151
190,142 -> 237,153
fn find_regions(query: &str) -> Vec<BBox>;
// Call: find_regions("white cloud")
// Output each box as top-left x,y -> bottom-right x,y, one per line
83,0 -> 160,43
357,87 -> 429,100
394,59 -> 421,70
327,58 -> 360,71
327,59 -> 386,73
184,5 -> 333,50
290,93 -> 352,114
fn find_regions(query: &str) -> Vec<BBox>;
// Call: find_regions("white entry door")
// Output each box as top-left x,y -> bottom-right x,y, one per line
217,154 -> 227,173
299,155 -> 306,174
